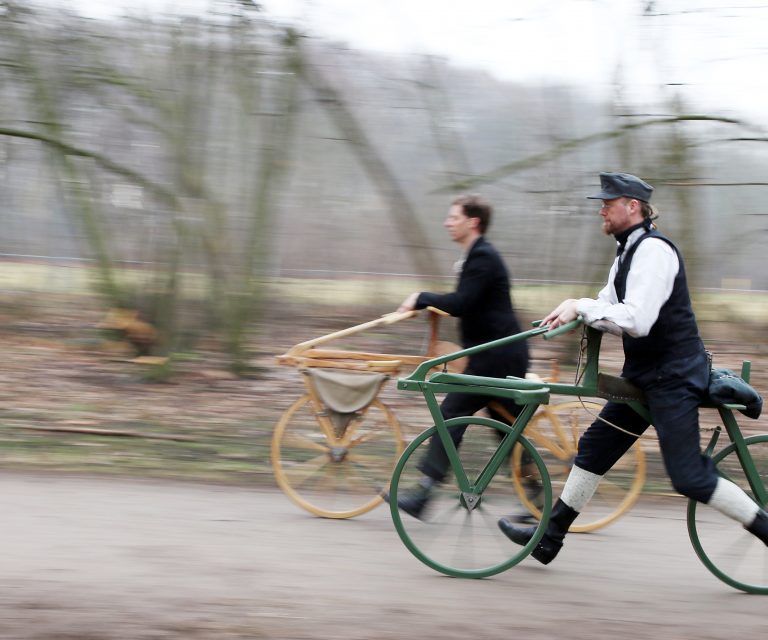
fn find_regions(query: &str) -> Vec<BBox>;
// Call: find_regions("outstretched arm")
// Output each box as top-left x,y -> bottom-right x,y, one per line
395,250 -> 495,317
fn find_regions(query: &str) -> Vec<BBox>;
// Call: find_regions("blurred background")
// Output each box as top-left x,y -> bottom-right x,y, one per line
1,0 -> 767,480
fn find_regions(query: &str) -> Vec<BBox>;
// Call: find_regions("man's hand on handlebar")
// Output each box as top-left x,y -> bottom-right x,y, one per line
397,292 -> 419,314
541,299 -> 580,330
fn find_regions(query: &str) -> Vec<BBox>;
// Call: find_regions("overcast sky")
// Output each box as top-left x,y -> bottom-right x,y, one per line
40,0 -> 768,126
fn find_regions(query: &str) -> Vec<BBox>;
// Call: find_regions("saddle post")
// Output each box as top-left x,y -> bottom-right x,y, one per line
581,325 -> 603,393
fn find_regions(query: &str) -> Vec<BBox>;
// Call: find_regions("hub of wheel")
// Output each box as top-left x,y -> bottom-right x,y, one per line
329,446 -> 348,462
460,492 -> 482,511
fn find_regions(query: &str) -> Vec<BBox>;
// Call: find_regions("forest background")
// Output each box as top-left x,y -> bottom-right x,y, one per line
1,0 -> 767,483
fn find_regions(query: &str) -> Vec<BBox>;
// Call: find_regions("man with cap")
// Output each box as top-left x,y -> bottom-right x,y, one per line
497,171 -> 768,563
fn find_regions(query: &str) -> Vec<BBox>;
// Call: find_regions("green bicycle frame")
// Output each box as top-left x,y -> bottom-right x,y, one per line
398,317 -> 765,508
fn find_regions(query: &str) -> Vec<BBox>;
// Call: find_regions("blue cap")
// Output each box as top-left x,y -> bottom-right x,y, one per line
587,172 -> 653,202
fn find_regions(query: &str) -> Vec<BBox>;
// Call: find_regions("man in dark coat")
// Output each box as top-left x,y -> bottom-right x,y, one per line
391,194 -> 529,518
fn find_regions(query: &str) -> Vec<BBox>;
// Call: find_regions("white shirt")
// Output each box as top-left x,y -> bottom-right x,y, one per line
576,227 -> 679,338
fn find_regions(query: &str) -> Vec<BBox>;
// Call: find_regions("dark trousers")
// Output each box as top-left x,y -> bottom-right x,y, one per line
574,350 -> 718,504
418,390 -> 524,482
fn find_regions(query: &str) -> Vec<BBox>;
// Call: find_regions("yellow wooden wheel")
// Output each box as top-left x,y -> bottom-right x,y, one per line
511,401 -> 646,532
271,395 -> 404,518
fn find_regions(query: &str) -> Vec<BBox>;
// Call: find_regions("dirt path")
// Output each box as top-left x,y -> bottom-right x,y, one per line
2,473 -> 765,639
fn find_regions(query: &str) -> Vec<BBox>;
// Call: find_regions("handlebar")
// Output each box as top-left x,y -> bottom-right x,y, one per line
542,318 -> 584,340
399,316 -> 598,388
401,325 -> 551,384
531,316 -> 584,339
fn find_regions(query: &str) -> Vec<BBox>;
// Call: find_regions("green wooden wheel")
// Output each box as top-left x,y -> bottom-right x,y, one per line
388,416 -> 552,578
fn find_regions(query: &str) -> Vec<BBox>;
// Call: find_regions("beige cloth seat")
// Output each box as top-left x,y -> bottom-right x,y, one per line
304,369 -> 389,437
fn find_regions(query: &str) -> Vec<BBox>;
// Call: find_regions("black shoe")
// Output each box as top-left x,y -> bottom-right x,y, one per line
497,519 -> 562,564
382,484 -> 432,520
502,510 -> 539,525
497,519 -> 535,546
746,510 -> 768,546
497,498 -> 579,565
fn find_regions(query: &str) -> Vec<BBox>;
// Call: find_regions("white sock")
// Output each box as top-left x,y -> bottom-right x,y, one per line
560,465 -> 603,512
706,477 -> 759,525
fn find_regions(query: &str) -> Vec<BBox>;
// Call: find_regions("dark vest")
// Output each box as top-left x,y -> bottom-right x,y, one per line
614,229 -> 703,379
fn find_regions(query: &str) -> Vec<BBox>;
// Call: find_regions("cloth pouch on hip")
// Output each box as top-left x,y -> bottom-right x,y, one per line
708,368 -> 763,419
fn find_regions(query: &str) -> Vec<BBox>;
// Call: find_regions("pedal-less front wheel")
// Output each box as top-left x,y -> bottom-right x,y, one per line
389,417 -> 552,578
272,395 -> 403,518
687,434 -> 768,594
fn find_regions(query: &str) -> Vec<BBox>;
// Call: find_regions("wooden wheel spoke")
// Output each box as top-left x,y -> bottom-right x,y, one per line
594,478 -> 629,498
546,464 -> 572,477
611,455 -> 638,472
346,428 -> 389,448
282,453 -> 330,487
281,432 -> 329,453
346,451 -> 390,466
567,413 -> 581,447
